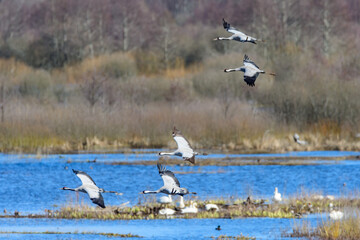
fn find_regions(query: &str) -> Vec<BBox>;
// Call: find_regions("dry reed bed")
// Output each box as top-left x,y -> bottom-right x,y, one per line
3,197 -> 359,220
1,99 -> 360,154
288,214 -> 360,240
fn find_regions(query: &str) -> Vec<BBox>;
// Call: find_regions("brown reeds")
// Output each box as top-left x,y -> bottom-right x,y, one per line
289,214 -> 360,240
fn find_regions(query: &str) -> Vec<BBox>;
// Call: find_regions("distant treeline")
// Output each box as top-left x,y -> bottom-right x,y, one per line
0,0 -> 359,70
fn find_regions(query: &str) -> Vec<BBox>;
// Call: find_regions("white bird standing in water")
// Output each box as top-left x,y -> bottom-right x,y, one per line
159,208 -> 176,215
224,55 -> 275,87
177,196 -> 185,209
181,201 -> 198,214
273,187 -> 282,203
159,127 -> 201,164
293,133 -> 307,146
61,169 -> 122,208
205,203 -> 219,212
214,18 -> 262,44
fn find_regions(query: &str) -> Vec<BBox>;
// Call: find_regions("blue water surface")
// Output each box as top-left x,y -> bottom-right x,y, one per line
0,215 -> 324,240
0,150 -> 359,214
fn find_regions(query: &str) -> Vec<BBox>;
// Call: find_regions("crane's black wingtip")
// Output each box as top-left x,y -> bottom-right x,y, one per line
185,156 -> 195,164
223,18 -> 230,29
91,197 -> 106,208
72,169 -> 79,174
157,163 -> 163,172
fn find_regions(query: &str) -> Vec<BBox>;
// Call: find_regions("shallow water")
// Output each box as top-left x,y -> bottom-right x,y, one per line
0,150 -> 359,239
0,215 -> 323,240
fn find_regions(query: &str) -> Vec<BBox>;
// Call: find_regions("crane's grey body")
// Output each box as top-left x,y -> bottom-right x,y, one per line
62,169 -> 122,208
214,19 -> 259,44
142,164 -> 196,196
159,127 -> 197,164
224,55 -> 266,87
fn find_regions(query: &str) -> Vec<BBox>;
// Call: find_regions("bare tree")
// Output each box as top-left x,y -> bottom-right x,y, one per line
0,0 -> 25,44
81,71 -> 106,112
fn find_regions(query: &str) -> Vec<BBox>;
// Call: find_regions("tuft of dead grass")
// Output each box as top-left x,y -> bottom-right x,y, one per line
289,215 -> 360,240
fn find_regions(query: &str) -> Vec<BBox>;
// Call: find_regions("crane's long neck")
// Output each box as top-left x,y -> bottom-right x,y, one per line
216,37 -> 231,41
102,190 -> 123,195
225,67 -> 245,73
143,190 -> 160,194
62,187 -> 76,192
159,151 -> 176,156
179,196 -> 184,206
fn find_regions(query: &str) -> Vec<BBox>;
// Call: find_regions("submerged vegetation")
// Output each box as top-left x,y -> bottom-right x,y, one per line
211,235 -> 255,240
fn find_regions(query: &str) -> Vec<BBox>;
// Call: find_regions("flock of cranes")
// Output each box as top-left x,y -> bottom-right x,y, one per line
62,125 -> 287,211
217,19 -> 275,87
63,126 -> 198,209
61,19 -> 321,218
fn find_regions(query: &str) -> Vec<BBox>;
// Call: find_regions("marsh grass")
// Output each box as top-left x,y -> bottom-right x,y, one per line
0,92 -> 360,154
44,194 -> 360,220
53,204 -> 295,220
4,194 -> 360,221
14,197 -> 328,220
289,214 -> 360,239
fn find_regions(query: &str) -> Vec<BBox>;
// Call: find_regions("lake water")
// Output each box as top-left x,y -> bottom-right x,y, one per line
0,215 -> 324,239
0,150 -> 359,239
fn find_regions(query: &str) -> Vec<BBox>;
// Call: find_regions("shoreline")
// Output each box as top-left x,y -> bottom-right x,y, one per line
1,141 -> 360,156
1,197 -> 357,221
